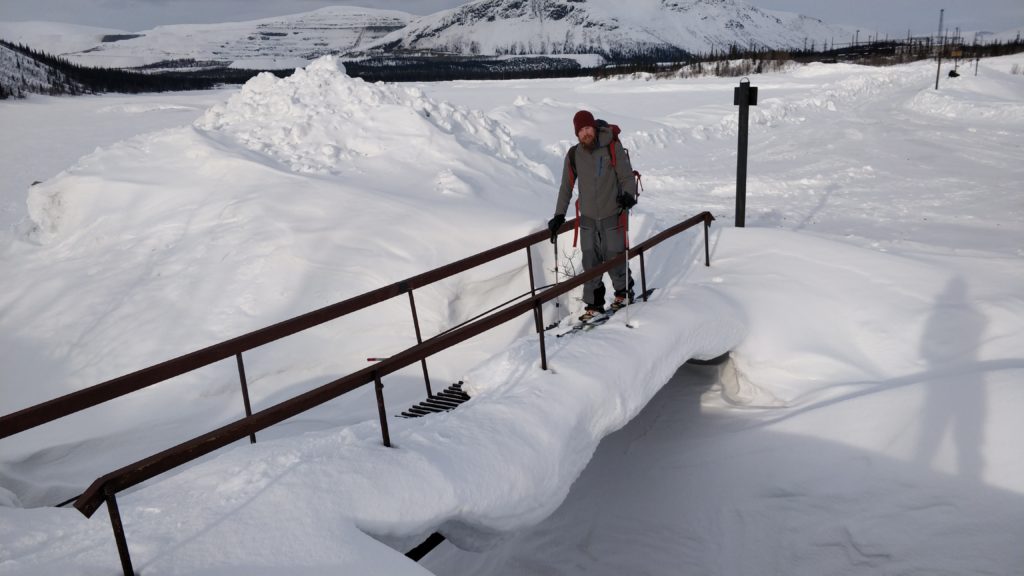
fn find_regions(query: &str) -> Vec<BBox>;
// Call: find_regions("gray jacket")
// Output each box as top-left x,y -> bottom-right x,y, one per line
554,125 -> 638,221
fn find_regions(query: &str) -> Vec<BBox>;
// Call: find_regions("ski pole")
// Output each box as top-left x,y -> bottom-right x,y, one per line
621,208 -> 633,328
553,238 -> 560,322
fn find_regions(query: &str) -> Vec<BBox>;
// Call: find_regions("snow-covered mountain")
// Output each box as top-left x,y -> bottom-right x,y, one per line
59,6 -> 414,69
3,0 -> 851,71
364,0 -> 852,58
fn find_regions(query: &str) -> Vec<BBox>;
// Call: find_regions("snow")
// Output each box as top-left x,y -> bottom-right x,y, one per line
2,52 -> 1024,575
369,0 -> 854,57
5,7 -> 414,69
0,21 -> 128,55
2,0 -> 854,69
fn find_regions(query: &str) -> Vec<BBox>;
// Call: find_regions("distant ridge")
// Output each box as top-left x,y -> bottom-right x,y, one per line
361,0 -> 851,59
9,0 -> 850,70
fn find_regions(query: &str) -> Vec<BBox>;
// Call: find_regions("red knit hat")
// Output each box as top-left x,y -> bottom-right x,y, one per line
573,110 -> 596,135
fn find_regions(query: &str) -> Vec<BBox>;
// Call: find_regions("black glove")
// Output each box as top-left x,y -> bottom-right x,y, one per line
617,193 -> 637,210
547,214 -> 566,243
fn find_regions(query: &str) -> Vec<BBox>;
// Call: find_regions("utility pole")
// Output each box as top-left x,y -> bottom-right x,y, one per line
935,9 -> 945,90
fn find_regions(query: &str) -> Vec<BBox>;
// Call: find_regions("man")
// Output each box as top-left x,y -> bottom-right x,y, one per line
547,110 -> 638,321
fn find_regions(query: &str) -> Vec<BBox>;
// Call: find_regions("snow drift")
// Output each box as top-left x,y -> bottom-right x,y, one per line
1,53 -> 1022,576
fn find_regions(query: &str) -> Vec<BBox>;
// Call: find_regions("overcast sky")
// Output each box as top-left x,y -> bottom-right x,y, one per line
0,0 -> 1021,37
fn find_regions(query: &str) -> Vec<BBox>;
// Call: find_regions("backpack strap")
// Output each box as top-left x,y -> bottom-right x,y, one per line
602,122 -> 643,197
606,123 -> 621,167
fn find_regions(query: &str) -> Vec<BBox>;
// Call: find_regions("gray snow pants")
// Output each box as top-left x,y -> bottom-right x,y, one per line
580,214 -> 633,309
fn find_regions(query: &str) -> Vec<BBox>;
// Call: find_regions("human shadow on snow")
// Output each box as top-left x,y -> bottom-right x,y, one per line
423,359 -> 1024,576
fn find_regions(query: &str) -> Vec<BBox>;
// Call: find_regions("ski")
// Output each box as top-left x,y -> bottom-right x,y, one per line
554,288 -> 655,338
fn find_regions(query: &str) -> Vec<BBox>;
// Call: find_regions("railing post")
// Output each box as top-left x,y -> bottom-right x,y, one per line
236,353 -> 256,444
527,245 -> 550,369
533,300 -> 548,371
639,249 -> 649,300
105,486 -> 134,576
406,288 -> 433,397
704,216 -> 712,267
374,372 -> 391,448
526,246 -> 541,334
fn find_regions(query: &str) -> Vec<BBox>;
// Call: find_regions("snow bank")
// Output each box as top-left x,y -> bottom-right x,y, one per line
702,228 -> 1023,414
907,69 -> 1024,122
748,62 -> 933,129
197,56 -> 547,179
7,56 -> 561,507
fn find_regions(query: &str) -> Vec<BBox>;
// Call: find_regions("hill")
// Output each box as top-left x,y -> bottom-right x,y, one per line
0,42 -> 86,98
364,0 -> 851,59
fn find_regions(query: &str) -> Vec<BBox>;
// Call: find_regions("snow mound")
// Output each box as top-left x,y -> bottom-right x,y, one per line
747,63 -> 933,129
17,55 -> 557,414
196,56 -> 547,178
906,73 -> 1024,123
25,55 -> 552,246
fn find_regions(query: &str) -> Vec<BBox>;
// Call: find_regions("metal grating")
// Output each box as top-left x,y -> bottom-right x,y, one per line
398,382 -> 470,418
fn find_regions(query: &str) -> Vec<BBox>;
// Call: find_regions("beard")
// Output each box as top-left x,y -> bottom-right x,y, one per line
578,131 -> 597,149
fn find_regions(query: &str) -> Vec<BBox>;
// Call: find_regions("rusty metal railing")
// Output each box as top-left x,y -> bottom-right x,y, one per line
1,211 -> 714,575
0,220 -> 581,441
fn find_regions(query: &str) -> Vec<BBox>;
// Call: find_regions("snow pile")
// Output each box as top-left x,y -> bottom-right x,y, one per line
26,56 -> 548,244
747,62 -> 933,129
907,67 -> 1024,122
7,55 -> 559,501
197,56 -> 547,178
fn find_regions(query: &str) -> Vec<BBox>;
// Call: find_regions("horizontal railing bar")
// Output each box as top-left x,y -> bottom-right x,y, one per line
72,212 -> 710,518
631,212 -> 714,256
376,249 -> 629,380
0,221 -> 576,440
76,364 -> 379,517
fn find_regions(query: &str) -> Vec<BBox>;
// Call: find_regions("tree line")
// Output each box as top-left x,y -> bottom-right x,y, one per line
2,34 -> 1022,98
595,36 -> 1024,80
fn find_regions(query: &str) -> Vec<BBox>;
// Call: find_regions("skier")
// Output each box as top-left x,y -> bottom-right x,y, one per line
547,110 -> 638,321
